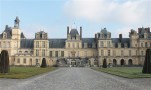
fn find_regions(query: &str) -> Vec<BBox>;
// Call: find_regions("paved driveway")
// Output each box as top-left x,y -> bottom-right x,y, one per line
0,67 -> 151,90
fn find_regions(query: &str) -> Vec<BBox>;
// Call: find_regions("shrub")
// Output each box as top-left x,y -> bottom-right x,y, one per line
41,58 -> 47,68
142,49 -> 151,74
0,50 -> 10,73
102,59 -> 107,68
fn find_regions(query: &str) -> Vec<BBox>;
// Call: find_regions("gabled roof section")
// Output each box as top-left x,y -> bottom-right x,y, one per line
82,38 -> 96,48
70,29 -> 79,37
0,25 -> 12,39
49,39 -> 66,48
112,38 -> 130,48
21,32 -> 26,38
20,39 -> 34,48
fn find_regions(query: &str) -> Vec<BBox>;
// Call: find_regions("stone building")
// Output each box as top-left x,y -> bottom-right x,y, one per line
0,17 -> 151,67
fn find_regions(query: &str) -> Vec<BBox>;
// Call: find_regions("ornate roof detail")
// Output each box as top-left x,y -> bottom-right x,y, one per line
14,16 -> 20,28
70,29 -> 79,37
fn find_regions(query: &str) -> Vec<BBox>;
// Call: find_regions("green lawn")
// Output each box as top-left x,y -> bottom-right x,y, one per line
0,67 -> 56,79
92,67 -> 151,79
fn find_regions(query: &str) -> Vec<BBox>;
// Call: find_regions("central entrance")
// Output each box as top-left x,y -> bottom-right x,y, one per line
71,59 -> 76,67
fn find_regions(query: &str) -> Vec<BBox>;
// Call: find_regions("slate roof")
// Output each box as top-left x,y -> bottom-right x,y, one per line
112,38 -> 130,48
82,38 -> 96,48
20,38 -> 97,49
21,32 -> 26,38
70,29 -> 79,37
20,38 -> 131,49
20,39 -> 34,48
49,39 -> 66,48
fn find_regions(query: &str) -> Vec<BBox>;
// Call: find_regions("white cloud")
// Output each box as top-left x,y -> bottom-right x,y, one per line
112,27 -> 131,38
63,0 -> 151,24
22,24 -> 49,38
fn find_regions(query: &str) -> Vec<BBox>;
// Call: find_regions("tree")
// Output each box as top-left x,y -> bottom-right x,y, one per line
102,59 -> 107,68
0,50 -> 10,73
142,49 -> 151,74
41,58 -> 47,68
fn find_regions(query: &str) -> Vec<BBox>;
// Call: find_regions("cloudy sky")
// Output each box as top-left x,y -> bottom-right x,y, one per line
0,0 -> 150,38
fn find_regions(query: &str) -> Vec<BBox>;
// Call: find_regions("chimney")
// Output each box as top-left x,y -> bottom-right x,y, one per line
148,27 -> 150,32
119,34 -> 122,42
145,27 -> 150,33
67,26 -> 69,35
80,26 -> 82,38
5,25 -> 8,29
138,28 -> 141,34
95,34 -> 97,39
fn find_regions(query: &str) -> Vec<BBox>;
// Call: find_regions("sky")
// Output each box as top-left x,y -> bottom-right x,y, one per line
0,0 -> 151,38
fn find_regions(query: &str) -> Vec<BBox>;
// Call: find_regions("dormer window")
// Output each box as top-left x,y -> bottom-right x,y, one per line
3,32 -> 7,39
35,31 -> 48,39
99,28 -> 111,39
35,33 -> 40,39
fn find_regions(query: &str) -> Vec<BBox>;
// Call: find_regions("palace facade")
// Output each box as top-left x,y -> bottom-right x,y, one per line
0,17 -> 151,67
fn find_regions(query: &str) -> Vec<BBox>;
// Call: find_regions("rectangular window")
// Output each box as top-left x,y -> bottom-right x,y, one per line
61,51 -> 64,57
141,43 -> 143,47
36,59 -> 38,63
136,50 -> 137,56
129,50 -> 131,56
42,49 -> 45,56
68,51 -> 70,57
145,42 -> 148,47
85,51 -> 87,57
17,59 -> 20,63
36,50 -> 39,56
107,41 -> 110,47
77,43 -> 79,48
77,51 -> 79,57
55,51 -> 58,57
72,43 -> 74,48
42,41 -> 45,48
23,58 -> 26,63
101,50 -> 104,56
7,42 -> 10,48
108,50 -> 110,56
36,42 -> 39,48
68,43 -> 70,48
141,51 -> 143,55
121,50 -> 124,56
100,41 -> 104,47
49,51 -> 52,57
3,42 -> 6,48
113,50 -> 116,56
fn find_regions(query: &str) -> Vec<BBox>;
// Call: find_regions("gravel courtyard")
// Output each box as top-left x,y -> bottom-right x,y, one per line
0,67 -> 151,90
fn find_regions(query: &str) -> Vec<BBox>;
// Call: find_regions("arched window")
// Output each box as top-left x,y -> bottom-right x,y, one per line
19,51 -> 22,53
113,59 -> 117,66
25,51 -> 28,53
128,59 -> 133,66
30,59 -> 32,65
17,58 -> 20,63
120,59 -> 125,66
68,43 -> 70,48
23,58 -> 26,63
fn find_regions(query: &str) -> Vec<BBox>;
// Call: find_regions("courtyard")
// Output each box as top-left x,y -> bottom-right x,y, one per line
0,67 -> 151,90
